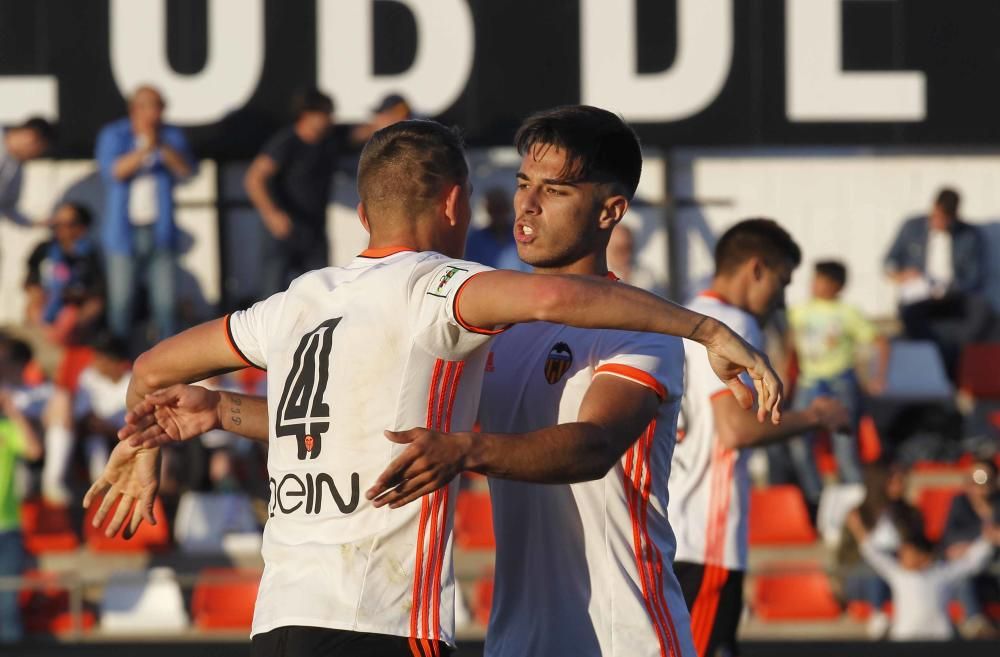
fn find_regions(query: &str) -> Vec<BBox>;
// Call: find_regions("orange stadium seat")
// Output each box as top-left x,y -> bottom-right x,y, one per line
916,486 -> 960,542
474,570 -> 494,626
191,568 -> 260,630
21,499 -> 79,554
857,415 -> 882,464
753,571 -> 841,620
749,486 -> 817,545
83,496 -> 170,553
958,343 -> 1000,398
19,570 -> 96,635
455,491 -> 495,549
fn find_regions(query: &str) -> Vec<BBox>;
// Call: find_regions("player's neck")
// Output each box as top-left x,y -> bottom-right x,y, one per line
708,276 -> 750,312
531,251 -> 608,278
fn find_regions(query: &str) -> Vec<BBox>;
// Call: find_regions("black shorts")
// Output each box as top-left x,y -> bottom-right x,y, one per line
673,561 -> 744,657
250,625 -> 454,657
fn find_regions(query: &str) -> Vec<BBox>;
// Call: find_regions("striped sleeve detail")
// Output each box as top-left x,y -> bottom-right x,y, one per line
594,363 -> 667,400
452,273 -> 510,335
224,313 -> 264,370
409,358 -> 465,656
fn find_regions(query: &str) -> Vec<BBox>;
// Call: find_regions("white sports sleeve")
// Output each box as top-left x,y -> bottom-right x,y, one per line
859,539 -> 903,583
939,537 -> 993,583
593,332 -> 684,402
226,293 -> 285,370
409,258 -> 505,361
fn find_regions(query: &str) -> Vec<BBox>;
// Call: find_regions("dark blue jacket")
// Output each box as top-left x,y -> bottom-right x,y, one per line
884,216 -> 987,295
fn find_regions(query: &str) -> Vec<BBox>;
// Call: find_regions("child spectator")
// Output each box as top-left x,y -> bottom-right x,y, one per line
0,385 -> 43,643
846,508 -> 999,640
940,458 -> 1000,636
769,261 -> 890,507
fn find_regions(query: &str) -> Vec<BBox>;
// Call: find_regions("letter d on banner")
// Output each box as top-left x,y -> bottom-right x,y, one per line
110,0 -> 264,125
318,0 -> 475,123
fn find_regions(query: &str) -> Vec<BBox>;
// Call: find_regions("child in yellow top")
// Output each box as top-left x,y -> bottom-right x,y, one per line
769,261 -> 888,506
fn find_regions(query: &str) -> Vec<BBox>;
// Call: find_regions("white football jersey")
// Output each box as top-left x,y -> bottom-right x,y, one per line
227,248 -> 500,647
668,292 -> 763,572
479,310 -> 695,657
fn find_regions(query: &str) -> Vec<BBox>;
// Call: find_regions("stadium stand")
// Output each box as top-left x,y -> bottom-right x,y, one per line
751,570 -> 842,621
455,491 -> 495,550
916,486 -> 962,542
748,486 -> 817,546
190,568 -> 259,630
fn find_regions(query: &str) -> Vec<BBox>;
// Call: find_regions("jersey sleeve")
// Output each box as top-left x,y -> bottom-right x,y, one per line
409,258 -> 505,360
592,332 -> 684,402
226,293 -> 284,370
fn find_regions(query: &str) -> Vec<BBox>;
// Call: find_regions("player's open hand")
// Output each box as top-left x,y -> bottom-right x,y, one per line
367,428 -> 472,508
119,384 -> 222,448
705,326 -> 783,424
83,441 -> 160,539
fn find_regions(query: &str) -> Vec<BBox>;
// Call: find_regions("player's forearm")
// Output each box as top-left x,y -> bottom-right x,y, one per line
130,319 -> 246,408
464,422 -> 620,484
215,391 -> 269,442
720,406 -> 820,449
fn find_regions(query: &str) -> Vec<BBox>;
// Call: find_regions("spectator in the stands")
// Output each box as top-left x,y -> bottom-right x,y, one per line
606,223 -> 661,293
885,188 -> 992,377
0,117 -> 54,227
940,458 -> 1000,636
0,382 -> 42,644
837,463 -> 924,638
22,202 -> 105,375
95,85 -> 196,343
244,88 -> 338,297
769,261 -> 890,505
465,187 -> 519,269
348,92 -> 413,148
845,507 -> 998,641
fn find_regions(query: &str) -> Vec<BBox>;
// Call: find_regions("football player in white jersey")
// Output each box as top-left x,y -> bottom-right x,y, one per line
88,120 -> 782,657
669,219 -> 848,657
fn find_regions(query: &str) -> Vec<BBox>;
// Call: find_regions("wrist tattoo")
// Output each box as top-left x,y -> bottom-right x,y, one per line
686,316 -> 708,340
230,395 -> 242,426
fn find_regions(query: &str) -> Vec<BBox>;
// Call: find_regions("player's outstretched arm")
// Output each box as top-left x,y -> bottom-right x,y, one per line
367,375 -> 659,508
456,271 -> 782,423
127,317 -> 250,410
713,393 -> 847,450
120,384 -> 269,448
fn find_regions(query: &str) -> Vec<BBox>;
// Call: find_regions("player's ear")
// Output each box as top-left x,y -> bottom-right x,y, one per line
597,194 -> 629,231
357,202 -> 371,234
443,183 -> 462,228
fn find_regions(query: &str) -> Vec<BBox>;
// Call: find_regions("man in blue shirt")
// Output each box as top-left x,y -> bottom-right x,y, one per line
95,86 -> 196,343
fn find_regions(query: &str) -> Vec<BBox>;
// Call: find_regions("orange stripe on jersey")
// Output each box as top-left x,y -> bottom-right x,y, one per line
637,423 -> 682,657
426,359 -> 444,429
431,486 -> 450,652
409,495 -> 432,657
709,388 -> 734,402
452,273 -> 510,335
436,362 -> 455,433
444,362 -> 465,432
421,490 -> 443,657
358,246 -> 416,258
623,429 -> 670,657
223,314 -> 261,369
594,363 -> 668,400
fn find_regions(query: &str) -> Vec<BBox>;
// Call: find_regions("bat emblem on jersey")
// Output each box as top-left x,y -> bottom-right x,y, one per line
544,342 -> 573,384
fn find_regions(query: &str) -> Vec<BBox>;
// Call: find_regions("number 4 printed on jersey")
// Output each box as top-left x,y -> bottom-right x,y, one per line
275,318 -> 340,459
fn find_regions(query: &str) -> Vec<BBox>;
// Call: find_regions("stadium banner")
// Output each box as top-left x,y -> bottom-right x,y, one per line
1,0 -> 999,158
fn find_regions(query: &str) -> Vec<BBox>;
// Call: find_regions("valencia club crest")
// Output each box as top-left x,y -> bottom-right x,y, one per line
544,342 -> 573,384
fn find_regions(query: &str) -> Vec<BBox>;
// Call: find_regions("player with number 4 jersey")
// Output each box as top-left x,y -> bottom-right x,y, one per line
89,120 -> 783,657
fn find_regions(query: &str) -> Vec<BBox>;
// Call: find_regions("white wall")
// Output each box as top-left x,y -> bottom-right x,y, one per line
672,149 -> 1000,317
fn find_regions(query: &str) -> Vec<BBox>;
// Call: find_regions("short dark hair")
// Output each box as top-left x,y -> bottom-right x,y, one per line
514,105 -> 642,200
815,260 -> 847,288
293,87 -> 335,119
0,334 -> 33,367
935,188 -> 960,217
20,116 -> 55,143
357,119 -> 468,218
63,202 -> 93,228
714,218 -> 802,276
901,530 -> 935,556
89,332 -> 130,362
